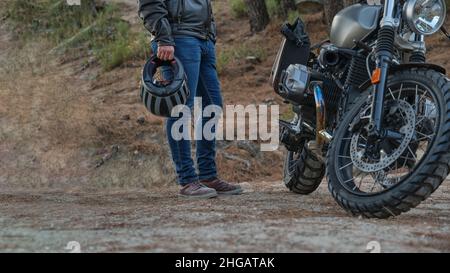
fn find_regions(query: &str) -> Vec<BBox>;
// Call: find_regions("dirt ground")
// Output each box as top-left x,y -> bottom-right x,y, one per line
1,0 -> 450,253
0,181 -> 449,253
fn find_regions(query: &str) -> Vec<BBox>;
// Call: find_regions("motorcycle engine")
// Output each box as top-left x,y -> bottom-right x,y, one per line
278,64 -> 315,106
278,63 -> 341,114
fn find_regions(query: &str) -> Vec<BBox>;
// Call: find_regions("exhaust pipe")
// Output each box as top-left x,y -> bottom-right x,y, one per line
312,83 -> 332,145
306,83 -> 332,161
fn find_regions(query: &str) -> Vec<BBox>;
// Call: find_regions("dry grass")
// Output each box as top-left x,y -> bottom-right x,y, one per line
0,21 -> 175,191
3,0 -> 150,71
1,0 -> 448,192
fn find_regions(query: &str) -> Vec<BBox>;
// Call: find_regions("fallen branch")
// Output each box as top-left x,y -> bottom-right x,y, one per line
95,145 -> 119,168
222,151 -> 251,171
49,0 -> 65,11
236,140 -> 260,158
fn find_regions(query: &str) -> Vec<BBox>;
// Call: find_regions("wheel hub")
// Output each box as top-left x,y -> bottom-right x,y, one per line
350,100 -> 416,173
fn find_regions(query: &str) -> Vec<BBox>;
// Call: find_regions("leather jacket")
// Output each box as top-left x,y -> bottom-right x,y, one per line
138,0 -> 217,46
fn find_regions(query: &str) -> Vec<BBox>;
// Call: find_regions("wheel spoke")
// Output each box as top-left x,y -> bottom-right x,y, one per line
407,146 -> 418,162
415,131 -> 434,140
416,115 -> 427,125
399,155 -> 413,161
369,179 -> 378,193
387,87 -> 407,121
344,178 -> 354,184
358,173 -> 369,190
398,83 -> 403,100
339,161 -> 353,170
418,89 -> 430,105
388,88 -> 396,100
415,85 -> 419,113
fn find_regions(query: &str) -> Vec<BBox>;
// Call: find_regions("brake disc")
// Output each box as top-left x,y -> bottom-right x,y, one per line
350,100 -> 416,173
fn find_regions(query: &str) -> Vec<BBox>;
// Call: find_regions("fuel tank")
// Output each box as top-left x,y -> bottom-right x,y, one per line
330,4 -> 382,49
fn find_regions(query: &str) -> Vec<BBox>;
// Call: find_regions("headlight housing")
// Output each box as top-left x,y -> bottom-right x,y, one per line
404,0 -> 447,35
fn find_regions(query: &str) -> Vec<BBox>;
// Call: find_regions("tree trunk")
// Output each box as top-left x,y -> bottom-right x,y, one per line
323,0 -> 364,27
278,0 -> 296,18
343,0 -> 360,7
323,0 -> 343,28
244,0 -> 270,33
81,0 -> 98,16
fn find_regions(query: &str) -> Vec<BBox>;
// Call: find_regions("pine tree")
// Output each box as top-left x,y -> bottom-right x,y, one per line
244,0 -> 270,32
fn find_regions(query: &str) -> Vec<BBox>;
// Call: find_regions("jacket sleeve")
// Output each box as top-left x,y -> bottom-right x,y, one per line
138,0 -> 175,46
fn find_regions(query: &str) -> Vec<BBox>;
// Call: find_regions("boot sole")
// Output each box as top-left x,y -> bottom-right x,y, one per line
178,192 -> 218,200
217,188 -> 244,195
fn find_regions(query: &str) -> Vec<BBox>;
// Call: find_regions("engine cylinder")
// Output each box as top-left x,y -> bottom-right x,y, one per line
278,64 -> 314,105
345,55 -> 369,88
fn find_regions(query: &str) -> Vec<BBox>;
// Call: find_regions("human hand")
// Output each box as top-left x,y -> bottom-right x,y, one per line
157,45 -> 175,61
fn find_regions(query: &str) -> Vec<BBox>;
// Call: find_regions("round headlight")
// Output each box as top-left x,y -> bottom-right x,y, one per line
404,0 -> 447,35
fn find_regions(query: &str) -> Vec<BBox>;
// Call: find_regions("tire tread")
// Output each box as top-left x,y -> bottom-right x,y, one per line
284,146 -> 325,195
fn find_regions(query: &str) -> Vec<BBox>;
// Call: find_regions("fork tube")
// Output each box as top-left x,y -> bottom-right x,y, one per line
369,0 -> 397,139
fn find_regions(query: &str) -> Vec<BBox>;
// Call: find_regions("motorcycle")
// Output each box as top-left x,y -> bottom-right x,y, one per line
271,0 -> 450,218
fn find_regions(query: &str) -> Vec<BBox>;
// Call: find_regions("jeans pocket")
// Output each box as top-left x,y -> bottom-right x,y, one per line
173,37 -> 201,63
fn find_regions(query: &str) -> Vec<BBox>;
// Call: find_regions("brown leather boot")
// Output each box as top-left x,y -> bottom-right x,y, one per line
201,178 -> 243,195
179,182 -> 218,199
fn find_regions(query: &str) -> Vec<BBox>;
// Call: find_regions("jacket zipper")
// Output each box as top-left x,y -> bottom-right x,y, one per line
205,0 -> 212,40
178,0 -> 184,24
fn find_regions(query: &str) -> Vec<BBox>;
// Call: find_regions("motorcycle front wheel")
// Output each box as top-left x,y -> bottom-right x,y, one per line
327,68 -> 450,219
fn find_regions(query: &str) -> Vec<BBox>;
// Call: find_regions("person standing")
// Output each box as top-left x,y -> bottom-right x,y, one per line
138,0 -> 243,199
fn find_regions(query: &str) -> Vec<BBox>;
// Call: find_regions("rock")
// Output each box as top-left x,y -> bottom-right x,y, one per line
137,116 -> 146,125
103,145 -> 119,161
262,97 -> 276,106
111,144 -> 119,154
237,140 -> 260,158
221,151 -> 251,170
245,56 -> 261,65
239,182 -> 254,193
216,140 -> 234,150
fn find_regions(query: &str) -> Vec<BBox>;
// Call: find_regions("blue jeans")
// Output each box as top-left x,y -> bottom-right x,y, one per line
151,37 -> 223,186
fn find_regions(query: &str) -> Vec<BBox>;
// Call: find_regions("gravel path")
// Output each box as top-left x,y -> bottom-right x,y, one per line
0,181 -> 449,253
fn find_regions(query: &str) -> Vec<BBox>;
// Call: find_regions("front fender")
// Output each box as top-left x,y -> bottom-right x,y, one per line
390,63 -> 447,75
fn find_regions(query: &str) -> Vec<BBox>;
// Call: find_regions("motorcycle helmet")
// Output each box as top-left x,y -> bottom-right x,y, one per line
140,56 -> 190,117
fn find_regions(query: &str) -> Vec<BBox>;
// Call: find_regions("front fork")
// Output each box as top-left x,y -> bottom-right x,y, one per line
366,0 -> 399,157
